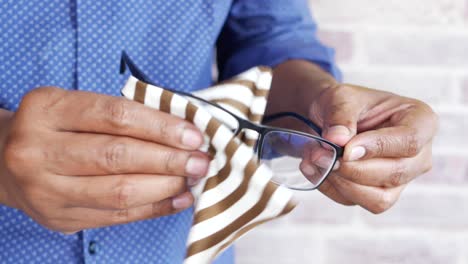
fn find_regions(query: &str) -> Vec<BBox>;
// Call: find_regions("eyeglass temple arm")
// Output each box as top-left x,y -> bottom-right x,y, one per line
120,51 -> 220,104
263,112 -> 323,136
121,52 -> 323,137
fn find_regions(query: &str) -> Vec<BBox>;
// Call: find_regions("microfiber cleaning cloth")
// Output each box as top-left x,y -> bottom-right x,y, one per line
121,67 -> 297,264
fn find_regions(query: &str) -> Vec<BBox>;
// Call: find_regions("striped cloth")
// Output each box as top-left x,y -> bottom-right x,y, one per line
121,67 -> 297,264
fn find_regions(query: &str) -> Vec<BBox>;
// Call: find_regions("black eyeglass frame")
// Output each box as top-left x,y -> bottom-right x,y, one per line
120,51 -> 344,191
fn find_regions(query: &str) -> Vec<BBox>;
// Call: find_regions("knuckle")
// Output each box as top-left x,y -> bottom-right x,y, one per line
421,101 -> 439,125
103,141 -> 128,173
21,86 -> 59,103
112,177 -> 134,210
374,137 -> 386,157
338,84 -> 356,94
330,84 -> 359,101
405,128 -> 421,157
372,191 -> 395,214
387,162 -> 406,187
21,87 -> 65,113
331,84 -> 353,95
112,208 -> 130,224
163,151 -> 187,174
319,84 -> 338,100
2,138 -> 26,171
414,98 -> 438,122
153,118 -> 170,141
2,137 -> 40,176
104,99 -> 132,129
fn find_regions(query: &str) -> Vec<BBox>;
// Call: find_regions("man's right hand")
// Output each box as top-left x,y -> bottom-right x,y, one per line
0,87 -> 209,233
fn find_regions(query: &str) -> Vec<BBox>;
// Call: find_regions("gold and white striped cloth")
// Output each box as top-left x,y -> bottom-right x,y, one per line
121,67 -> 297,264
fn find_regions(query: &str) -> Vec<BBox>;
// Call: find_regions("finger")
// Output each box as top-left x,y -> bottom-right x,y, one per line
328,175 -> 406,214
303,142 -> 352,206
299,159 -> 325,187
317,178 -> 355,206
344,126 -> 430,161
63,192 -> 194,231
299,144 -> 340,187
338,144 -> 433,187
57,174 -> 187,210
304,141 -> 341,171
344,103 -> 438,161
50,133 -> 210,177
52,91 -> 204,150
311,85 -> 365,146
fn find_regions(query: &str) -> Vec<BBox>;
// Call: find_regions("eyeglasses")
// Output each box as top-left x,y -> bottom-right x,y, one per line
120,51 -> 343,191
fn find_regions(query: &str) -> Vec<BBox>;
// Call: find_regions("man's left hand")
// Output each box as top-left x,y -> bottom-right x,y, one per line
304,83 -> 438,213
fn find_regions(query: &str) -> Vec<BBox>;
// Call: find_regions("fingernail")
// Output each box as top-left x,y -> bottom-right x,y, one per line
325,125 -> 352,145
182,128 -> 203,149
302,164 -> 316,176
316,156 -> 333,169
327,125 -> 351,137
349,146 -> 366,161
186,156 -> 209,176
187,177 -> 200,187
172,194 -> 192,210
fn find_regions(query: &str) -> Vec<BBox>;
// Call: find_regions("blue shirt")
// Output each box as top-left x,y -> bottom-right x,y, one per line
0,0 -> 340,263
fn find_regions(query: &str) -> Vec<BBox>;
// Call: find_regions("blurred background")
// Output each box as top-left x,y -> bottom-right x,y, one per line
236,0 -> 468,263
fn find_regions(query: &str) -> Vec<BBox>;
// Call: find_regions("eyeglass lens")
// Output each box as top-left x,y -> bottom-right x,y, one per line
259,130 -> 337,190
182,94 -> 336,190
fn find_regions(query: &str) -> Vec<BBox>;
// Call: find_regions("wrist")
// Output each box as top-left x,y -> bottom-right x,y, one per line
266,60 -> 338,117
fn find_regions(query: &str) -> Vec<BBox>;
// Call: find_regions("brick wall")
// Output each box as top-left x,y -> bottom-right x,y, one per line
236,1 -> 468,263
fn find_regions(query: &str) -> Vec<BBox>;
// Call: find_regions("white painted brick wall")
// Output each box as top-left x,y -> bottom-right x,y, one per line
236,1 -> 468,263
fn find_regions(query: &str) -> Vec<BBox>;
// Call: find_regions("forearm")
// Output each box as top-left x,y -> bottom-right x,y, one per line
266,60 -> 338,117
0,109 -> 13,205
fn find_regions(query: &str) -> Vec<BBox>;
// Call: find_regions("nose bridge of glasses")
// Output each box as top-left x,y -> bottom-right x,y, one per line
236,119 -> 267,138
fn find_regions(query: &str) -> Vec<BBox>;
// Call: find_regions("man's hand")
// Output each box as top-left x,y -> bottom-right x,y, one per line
0,87 -> 209,233
306,84 -> 438,213
268,60 -> 438,214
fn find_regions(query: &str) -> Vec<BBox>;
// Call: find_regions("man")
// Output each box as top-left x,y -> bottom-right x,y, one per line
0,0 -> 437,263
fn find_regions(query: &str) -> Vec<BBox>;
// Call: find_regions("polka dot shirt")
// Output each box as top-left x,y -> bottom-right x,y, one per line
0,0 -> 340,263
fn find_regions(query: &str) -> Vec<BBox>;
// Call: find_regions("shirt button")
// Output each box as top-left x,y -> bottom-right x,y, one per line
88,241 -> 98,255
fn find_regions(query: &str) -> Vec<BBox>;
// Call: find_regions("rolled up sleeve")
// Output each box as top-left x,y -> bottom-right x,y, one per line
217,0 -> 342,81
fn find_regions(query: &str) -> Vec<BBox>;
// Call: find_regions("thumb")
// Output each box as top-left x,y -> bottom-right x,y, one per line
321,100 -> 361,147
324,124 -> 355,146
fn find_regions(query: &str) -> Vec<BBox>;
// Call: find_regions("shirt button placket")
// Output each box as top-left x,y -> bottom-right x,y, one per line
82,230 -> 100,263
